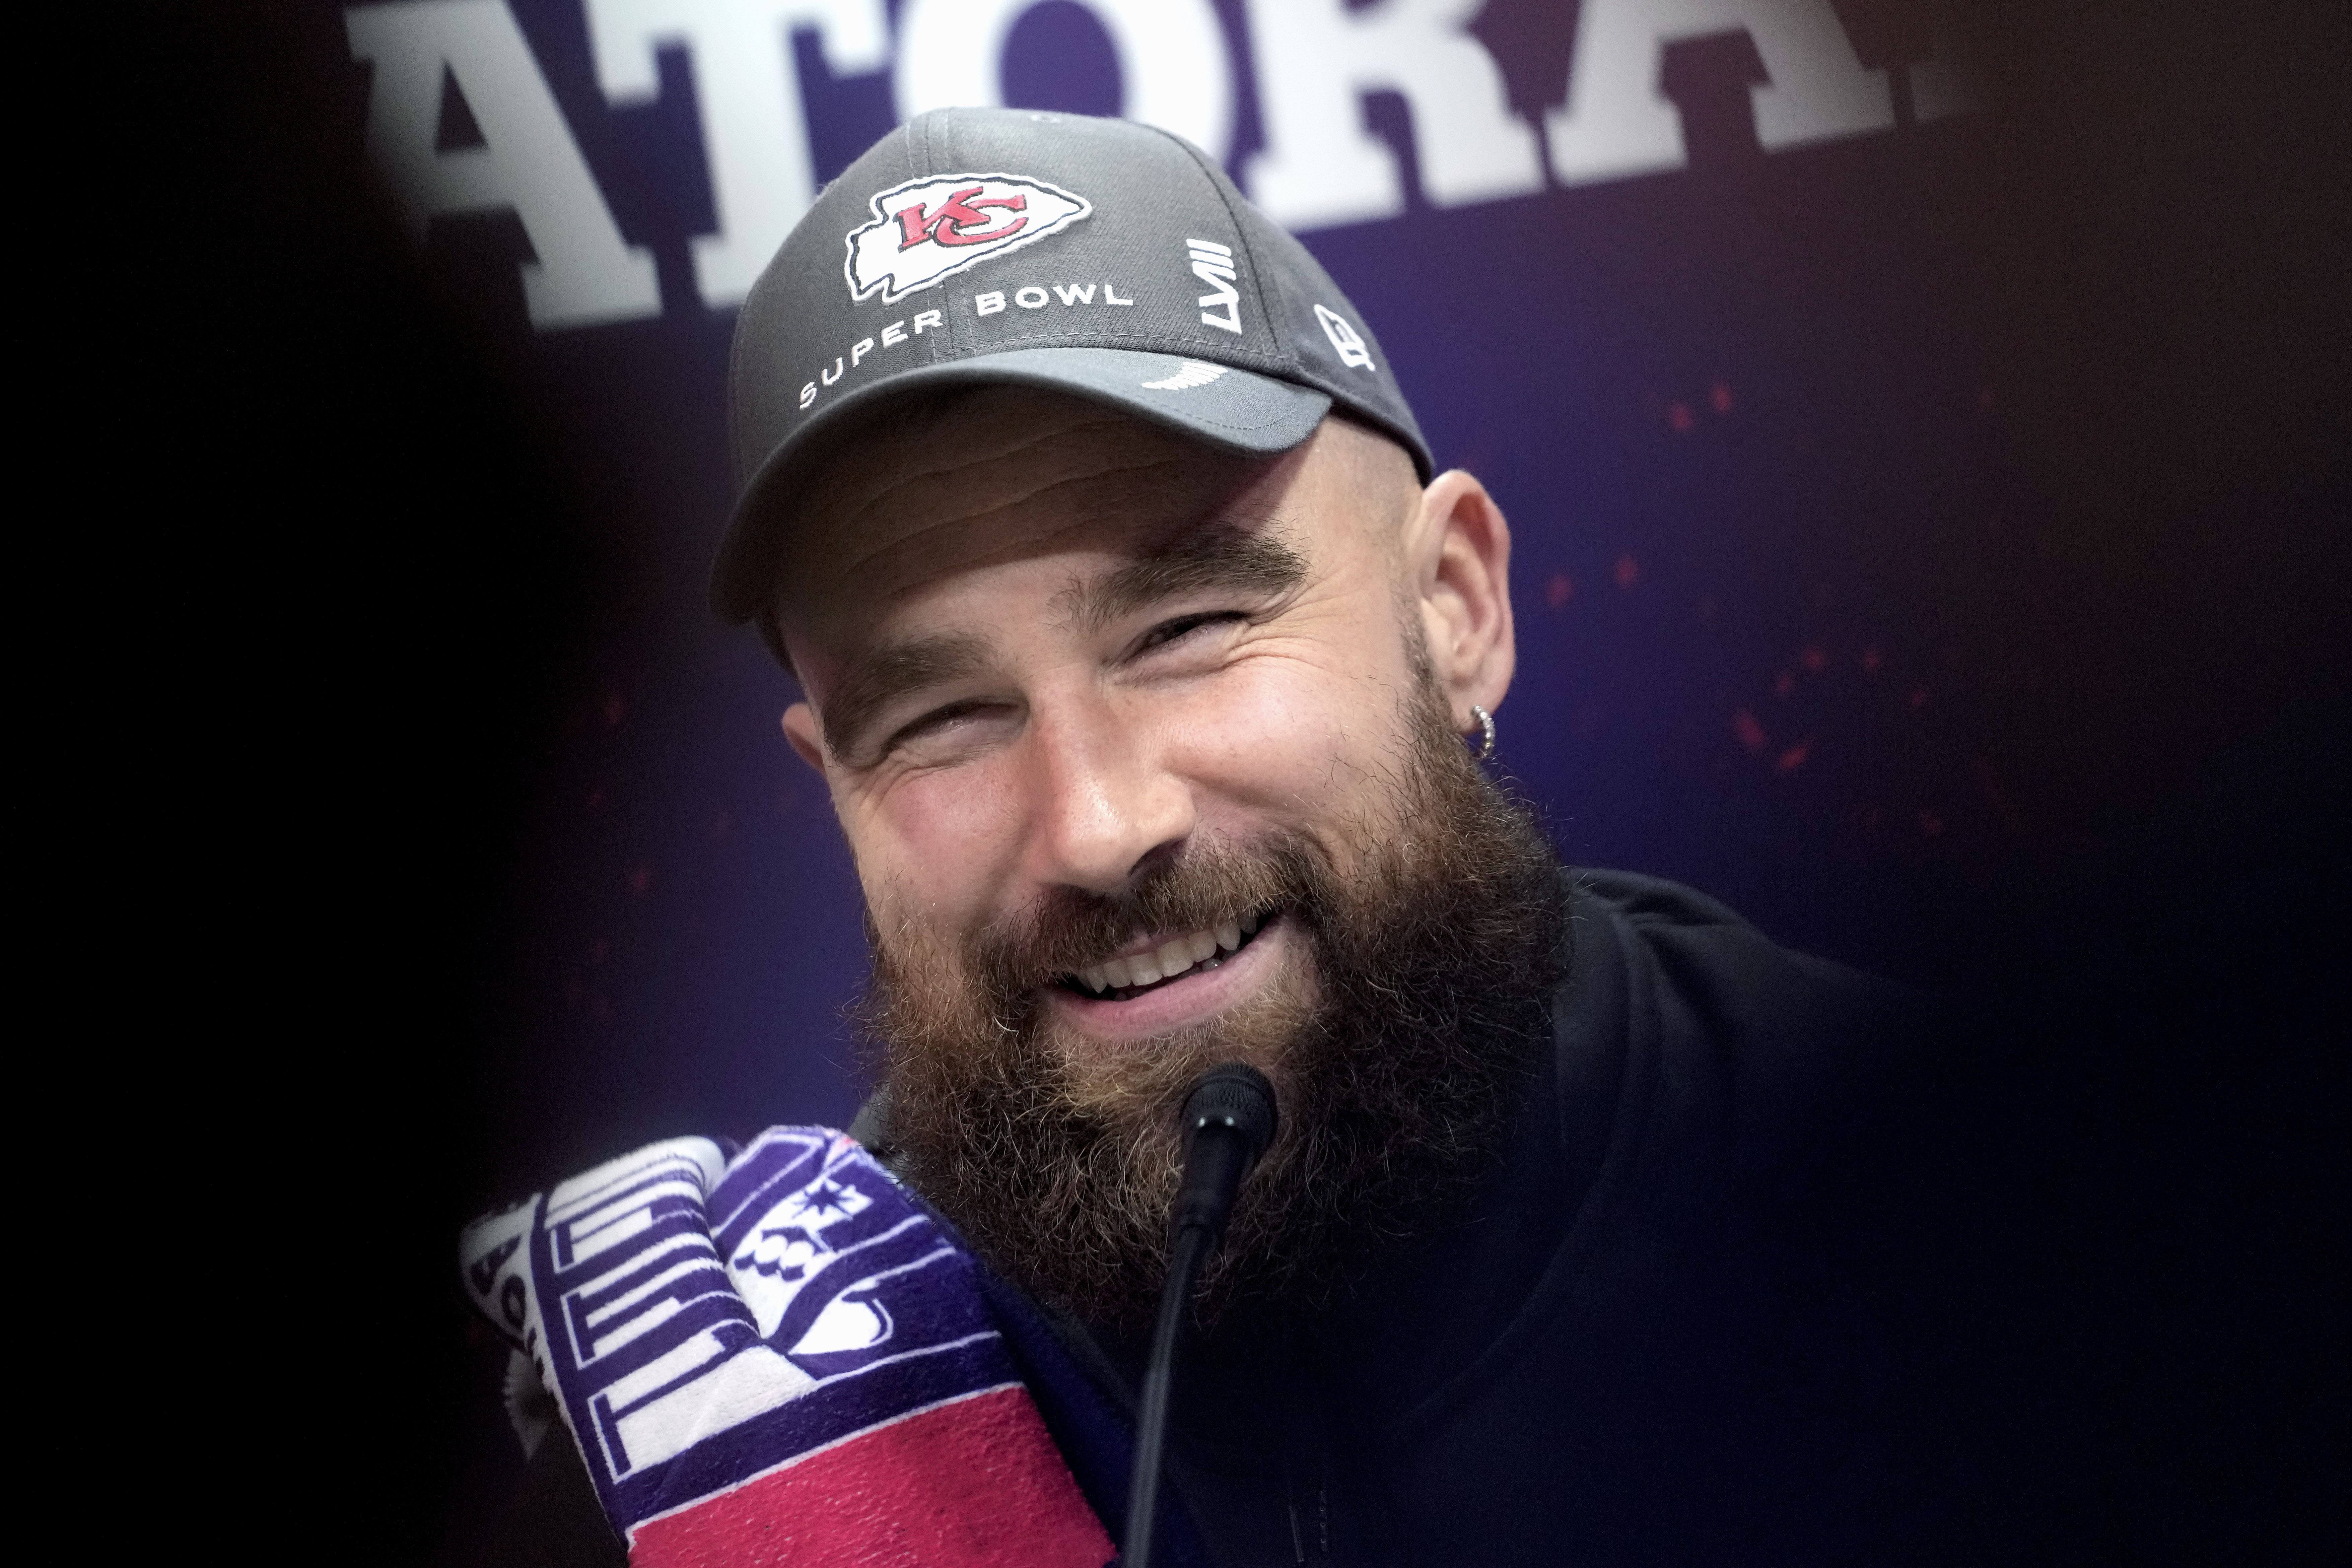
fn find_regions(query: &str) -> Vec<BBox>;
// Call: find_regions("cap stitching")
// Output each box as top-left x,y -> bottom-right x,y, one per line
955,324 -> 1294,365
912,112 -> 978,361
725,315 -> 751,483
1136,124 -> 1297,380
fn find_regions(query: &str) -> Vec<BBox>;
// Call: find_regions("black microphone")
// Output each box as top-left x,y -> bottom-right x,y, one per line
1123,1063 -> 1278,1568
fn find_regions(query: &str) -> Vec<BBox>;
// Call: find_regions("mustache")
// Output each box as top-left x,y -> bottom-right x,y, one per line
963,832 -> 1333,992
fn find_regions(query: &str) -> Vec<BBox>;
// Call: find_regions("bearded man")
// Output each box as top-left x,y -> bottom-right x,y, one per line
481,109 -> 1968,1568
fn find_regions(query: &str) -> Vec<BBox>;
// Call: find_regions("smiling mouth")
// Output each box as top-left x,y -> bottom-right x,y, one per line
1059,908 -> 1276,1001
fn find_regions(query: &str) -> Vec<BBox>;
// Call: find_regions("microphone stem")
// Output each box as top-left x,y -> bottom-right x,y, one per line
1124,1221 -> 1212,1568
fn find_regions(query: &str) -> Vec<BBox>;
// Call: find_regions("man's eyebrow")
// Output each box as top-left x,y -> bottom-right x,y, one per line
819,630 -> 994,759
817,524 -> 1303,759
1064,520 -> 1308,633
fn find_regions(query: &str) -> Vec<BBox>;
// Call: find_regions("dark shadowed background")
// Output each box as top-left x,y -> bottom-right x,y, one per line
135,0 -> 2343,1560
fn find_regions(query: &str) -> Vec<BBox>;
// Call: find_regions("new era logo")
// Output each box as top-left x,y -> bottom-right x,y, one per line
845,174 -> 1092,305
1316,304 -> 1373,370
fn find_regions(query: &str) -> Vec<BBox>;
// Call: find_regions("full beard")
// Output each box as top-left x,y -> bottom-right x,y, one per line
857,684 -> 1570,1333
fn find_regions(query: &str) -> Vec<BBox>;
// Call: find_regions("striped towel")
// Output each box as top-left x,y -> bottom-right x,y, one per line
459,1127 -> 1116,1567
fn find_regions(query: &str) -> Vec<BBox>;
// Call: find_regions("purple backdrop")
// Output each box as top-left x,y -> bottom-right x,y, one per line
148,3 -> 2342,1560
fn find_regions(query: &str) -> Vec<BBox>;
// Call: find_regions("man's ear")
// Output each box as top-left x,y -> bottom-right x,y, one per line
781,702 -> 829,775
1406,469 -> 1516,728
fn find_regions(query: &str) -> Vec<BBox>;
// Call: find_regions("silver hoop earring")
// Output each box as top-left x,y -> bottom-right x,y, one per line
1467,705 -> 1496,762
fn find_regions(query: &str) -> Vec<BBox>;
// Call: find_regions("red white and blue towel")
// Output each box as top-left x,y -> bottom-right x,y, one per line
459,1128 -> 1120,1567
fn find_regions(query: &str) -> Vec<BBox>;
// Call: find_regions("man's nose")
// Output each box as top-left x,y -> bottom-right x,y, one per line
1020,696 -> 1192,895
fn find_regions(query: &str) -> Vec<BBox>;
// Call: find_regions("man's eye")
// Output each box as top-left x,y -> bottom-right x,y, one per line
881,699 -> 1001,755
1137,611 -> 1245,652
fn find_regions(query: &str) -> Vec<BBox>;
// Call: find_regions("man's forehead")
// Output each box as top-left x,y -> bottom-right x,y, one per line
775,387 -> 1278,631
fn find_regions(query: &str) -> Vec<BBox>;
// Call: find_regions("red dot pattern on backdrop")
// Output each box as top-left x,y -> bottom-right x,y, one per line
1634,360 -> 2011,856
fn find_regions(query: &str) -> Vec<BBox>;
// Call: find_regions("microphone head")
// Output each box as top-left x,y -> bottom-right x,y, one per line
1180,1062 -> 1278,1160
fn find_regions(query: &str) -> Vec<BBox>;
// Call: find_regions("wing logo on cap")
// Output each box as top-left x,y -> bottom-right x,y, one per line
1140,361 -> 1229,391
845,174 -> 1092,305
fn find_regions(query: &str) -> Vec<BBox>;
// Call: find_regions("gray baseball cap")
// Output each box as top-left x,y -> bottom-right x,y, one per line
711,106 -> 1431,627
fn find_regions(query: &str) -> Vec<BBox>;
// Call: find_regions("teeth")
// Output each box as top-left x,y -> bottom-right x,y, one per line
1079,911 -> 1274,997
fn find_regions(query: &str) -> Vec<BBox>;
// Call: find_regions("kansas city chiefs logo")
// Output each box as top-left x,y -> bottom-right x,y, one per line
844,173 -> 1092,305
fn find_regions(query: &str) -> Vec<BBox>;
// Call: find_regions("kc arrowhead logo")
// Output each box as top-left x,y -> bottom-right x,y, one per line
844,173 -> 1092,305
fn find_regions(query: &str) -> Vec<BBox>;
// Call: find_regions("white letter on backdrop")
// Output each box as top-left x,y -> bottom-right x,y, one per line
893,0 -> 1234,164
584,0 -> 889,309
345,0 -> 659,328
1240,0 -> 1542,231
1545,0 -> 1894,186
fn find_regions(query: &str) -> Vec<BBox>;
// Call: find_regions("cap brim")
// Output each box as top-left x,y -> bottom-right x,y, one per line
711,347 -> 1333,625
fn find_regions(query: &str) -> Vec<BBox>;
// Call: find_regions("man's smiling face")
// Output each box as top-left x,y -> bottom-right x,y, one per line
770,386 -> 1561,1324
778,387 -> 1498,1059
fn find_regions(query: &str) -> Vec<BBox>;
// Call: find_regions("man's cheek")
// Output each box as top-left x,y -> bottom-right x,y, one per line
1170,660 -> 1398,802
850,772 -> 1024,918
